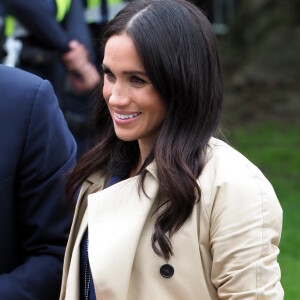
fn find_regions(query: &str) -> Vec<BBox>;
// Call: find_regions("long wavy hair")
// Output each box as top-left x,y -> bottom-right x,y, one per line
66,0 -> 222,260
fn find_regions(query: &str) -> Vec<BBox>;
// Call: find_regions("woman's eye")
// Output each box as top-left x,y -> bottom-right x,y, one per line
131,76 -> 146,85
104,70 -> 115,81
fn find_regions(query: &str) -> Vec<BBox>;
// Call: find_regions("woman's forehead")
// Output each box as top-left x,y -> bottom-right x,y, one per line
103,34 -> 144,72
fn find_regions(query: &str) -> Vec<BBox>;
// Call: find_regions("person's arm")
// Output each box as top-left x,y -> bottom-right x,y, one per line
210,162 -> 283,298
3,0 -> 70,52
63,0 -> 96,61
62,40 -> 100,92
61,0 -> 100,90
3,0 -> 100,91
0,79 -> 76,299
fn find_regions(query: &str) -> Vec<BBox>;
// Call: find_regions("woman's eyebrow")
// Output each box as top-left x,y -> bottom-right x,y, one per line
123,70 -> 147,76
102,63 -> 147,76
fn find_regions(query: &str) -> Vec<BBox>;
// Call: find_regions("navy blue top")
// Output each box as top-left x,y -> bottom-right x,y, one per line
80,175 -> 122,299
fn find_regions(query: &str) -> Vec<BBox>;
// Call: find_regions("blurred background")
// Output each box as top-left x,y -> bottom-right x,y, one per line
203,0 -> 299,298
1,0 -> 299,297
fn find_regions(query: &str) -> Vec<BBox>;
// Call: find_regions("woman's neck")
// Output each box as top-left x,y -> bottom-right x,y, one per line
129,161 -> 142,178
129,141 -> 149,177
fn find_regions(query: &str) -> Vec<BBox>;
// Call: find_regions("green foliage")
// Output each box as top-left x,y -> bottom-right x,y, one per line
220,0 -> 300,72
225,122 -> 300,299
217,1 -> 300,296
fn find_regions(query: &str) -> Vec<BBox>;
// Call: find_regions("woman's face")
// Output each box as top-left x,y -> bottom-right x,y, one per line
102,33 -> 167,153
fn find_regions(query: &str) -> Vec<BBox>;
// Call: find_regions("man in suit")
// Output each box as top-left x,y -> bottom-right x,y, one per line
0,65 -> 77,299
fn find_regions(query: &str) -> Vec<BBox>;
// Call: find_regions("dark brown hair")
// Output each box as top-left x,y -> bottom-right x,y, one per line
67,0 -> 222,260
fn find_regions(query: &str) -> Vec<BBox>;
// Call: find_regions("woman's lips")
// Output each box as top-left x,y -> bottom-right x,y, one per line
113,111 -> 142,124
115,112 -> 141,120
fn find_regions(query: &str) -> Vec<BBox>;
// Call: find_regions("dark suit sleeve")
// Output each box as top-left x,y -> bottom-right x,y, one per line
2,0 -> 70,52
64,0 -> 96,62
0,79 -> 77,299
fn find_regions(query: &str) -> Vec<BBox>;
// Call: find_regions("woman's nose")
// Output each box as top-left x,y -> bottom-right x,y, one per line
108,83 -> 130,106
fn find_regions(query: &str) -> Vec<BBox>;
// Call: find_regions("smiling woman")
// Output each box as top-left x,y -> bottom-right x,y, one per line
102,34 -> 167,160
60,0 -> 283,299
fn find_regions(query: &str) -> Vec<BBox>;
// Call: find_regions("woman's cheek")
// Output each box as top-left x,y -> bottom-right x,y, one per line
102,82 -> 111,104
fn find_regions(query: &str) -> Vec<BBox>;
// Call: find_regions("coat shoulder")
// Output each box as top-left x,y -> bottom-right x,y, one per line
198,137 -> 282,221
0,65 -> 47,108
0,65 -> 43,89
205,137 -> 270,186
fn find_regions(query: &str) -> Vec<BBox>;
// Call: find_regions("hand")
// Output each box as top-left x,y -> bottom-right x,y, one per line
68,61 -> 100,92
62,40 -> 89,70
62,40 -> 100,92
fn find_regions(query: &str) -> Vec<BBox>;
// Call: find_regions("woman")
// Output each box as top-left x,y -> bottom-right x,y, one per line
60,0 -> 283,299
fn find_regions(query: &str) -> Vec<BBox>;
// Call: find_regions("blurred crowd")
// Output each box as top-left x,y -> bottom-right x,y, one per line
0,0 -> 130,157
0,0 -> 237,157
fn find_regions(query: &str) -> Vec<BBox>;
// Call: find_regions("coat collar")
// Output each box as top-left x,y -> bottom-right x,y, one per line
61,173 -> 107,300
63,163 -> 161,300
87,170 -> 161,300
85,160 -> 159,185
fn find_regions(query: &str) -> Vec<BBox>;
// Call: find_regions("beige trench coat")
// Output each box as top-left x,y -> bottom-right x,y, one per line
60,138 -> 283,299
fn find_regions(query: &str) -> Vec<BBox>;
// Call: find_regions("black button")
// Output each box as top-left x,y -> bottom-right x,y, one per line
160,264 -> 174,278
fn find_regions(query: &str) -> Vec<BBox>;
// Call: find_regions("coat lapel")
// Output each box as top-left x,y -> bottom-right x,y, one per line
61,172 -> 107,300
88,167 -> 159,300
